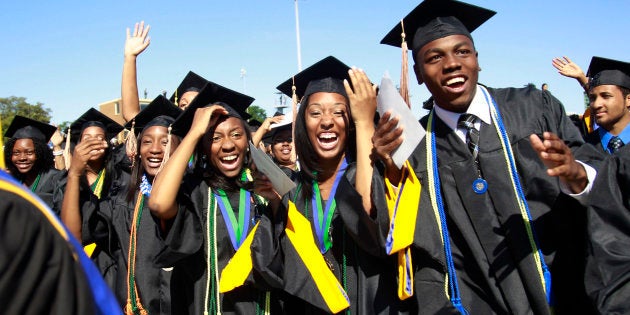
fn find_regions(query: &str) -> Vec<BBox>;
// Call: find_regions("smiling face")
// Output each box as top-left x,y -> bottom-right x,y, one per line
139,125 -> 174,177
80,126 -> 107,161
304,92 -> 348,163
589,84 -> 630,134
202,116 -> 248,178
271,129 -> 293,165
414,34 -> 479,113
11,138 -> 36,174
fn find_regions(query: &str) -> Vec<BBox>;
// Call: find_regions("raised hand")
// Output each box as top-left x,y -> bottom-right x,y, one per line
68,138 -> 108,177
552,56 -> 585,79
188,105 -> 229,139
125,21 -> 151,58
344,67 -> 377,125
529,132 -> 587,193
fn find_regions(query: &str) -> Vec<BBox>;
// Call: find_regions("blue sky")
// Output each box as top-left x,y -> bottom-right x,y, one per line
1,0 -> 628,124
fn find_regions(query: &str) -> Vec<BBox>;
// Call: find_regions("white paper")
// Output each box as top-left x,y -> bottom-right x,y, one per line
269,110 -> 293,130
376,72 -> 425,168
248,142 -> 296,196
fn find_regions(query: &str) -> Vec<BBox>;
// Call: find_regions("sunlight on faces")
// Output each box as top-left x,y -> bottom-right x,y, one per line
203,116 -> 248,179
414,34 -> 479,113
305,92 -> 348,162
271,129 -> 293,165
80,126 -> 107,161
139,126 -> 180,177
11,138 -> 36,174
589,85 -> 630,132
178,91 -> 199,110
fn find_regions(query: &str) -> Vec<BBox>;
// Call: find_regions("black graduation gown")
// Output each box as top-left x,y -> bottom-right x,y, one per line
394,87 -> 603,314
0,183 -> 98,315
83,189 -> 179,315
155,173 -> 279,315
585,144 -> 630,314
30,167 -> 66,216
584,130 -> 606,154
78,165 -> 130,290
252,162 -> 407,315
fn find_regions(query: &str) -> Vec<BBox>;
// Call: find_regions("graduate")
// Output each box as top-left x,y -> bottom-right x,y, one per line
3,115 -> 67,215
148,82 -> 278,315
0,169 -> 122,315
585,144 -> 630,313
0,119 -> 122,315
252,56 -> 404,314
376,0 -> 603,313
60,108 -> 126,287
169,71 -> 209,110
582,57 -> 630,154
64,96 -> 183,315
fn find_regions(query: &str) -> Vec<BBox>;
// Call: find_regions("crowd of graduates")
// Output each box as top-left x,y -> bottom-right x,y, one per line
2,0 -> 630,314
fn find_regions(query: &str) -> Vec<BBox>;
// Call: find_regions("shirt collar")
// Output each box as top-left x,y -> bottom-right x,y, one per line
433,85 -> 492,131
599,122 -> 630,154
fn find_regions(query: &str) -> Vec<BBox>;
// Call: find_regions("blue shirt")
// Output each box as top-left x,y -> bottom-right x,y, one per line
598,124 -> 630,154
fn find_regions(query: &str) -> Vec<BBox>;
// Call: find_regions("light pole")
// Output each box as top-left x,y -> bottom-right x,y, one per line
240,67 -> 247,93
294,0 -> 302,71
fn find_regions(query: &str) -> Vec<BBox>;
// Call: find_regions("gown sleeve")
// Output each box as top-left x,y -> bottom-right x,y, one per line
585,150 -> 630,314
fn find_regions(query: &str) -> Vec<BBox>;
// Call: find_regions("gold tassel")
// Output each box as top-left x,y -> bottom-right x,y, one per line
125,120 -> 137,167
64,127 -> 72,170
174,88 -> 179,108
399,20 -> 411,108
290,77 -> 298,165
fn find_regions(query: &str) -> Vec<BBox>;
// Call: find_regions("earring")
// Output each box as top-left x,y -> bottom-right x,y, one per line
478,67 -> 482,71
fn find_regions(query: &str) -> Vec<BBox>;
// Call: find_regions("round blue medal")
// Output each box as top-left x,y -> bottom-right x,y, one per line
472,178 -> 488,194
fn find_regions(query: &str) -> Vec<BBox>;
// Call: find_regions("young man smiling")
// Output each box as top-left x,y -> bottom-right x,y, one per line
584,57 -> 630,154
373,0 -> 603,313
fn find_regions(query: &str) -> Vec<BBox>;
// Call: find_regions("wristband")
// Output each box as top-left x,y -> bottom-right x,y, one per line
53,150 -> 64,156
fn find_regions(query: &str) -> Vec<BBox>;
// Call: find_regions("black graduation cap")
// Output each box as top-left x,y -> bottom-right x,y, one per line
169,71 -> 210,106
125,95 -> 183,134
380,0 -> 495,57
587,56 -> 630,90
4,116 -> 57,143
171,81 -> 255,137
276,56 -> 351,101
247,119 -> 262,133
69,108 -> 124,143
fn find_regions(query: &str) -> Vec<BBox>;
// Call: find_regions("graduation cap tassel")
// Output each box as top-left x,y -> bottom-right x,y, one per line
126,120 -> 137,167
64,127 -> 72,170
400,20 -> 411,108
290,77 -> 298,165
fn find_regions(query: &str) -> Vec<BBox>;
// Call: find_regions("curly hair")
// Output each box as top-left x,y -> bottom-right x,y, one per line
4,137 -> 55,182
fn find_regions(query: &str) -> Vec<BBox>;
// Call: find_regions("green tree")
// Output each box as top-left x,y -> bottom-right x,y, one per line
247,105 -> 267,123
0,96 -> 52,132
57,121 -> 72,135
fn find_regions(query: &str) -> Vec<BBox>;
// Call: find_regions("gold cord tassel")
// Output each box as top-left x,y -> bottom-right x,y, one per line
64,127 -> 72,170
125,120 -> 137,167
290,77 -> 298,165
400,20 -> 411,108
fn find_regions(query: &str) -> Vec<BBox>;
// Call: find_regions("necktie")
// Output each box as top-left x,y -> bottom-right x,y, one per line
458,113 -> 480,161
608,136 -> 624,154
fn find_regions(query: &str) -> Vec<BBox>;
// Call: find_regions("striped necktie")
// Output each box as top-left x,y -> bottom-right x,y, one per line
458,113 -> 480,161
